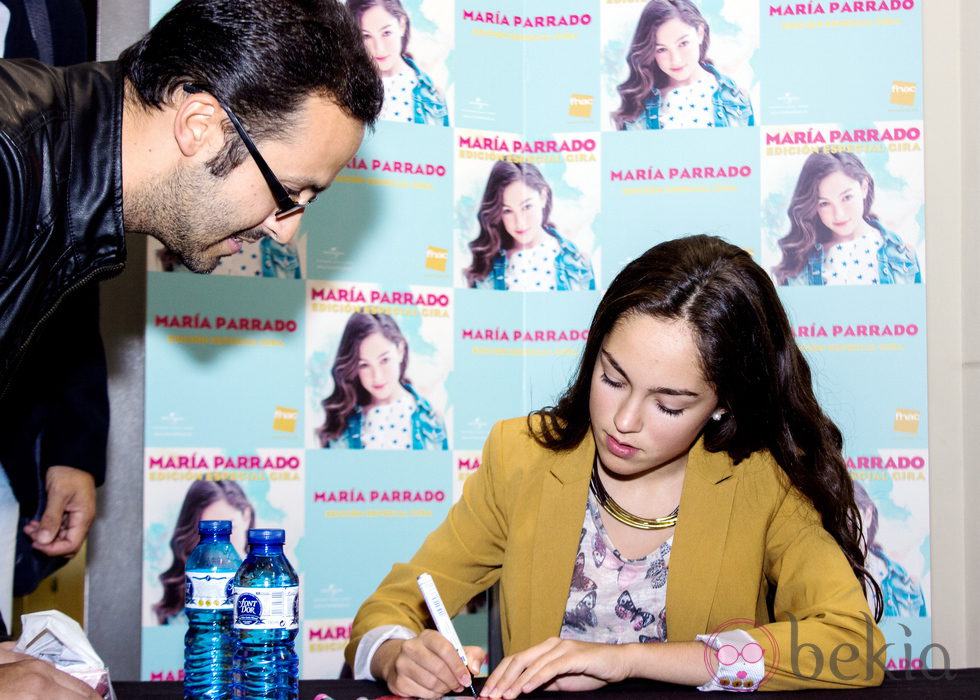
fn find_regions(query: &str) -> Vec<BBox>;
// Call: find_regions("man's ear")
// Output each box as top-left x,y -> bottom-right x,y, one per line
172,90 -> 224,158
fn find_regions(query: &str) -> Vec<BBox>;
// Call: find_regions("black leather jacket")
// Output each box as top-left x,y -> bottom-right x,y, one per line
0,59 -> 125,515
0,58 -> 126,401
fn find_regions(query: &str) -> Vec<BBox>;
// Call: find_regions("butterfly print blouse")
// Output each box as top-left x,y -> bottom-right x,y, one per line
560,491 -> 670,644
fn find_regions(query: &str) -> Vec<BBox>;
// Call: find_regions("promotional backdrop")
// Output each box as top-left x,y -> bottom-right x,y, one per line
142,0 -> 929,680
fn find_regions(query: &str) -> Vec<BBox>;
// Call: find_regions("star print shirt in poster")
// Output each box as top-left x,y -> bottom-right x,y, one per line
380,68 -> 418,123
659,75 -> 718,130
360,394 -> 416,450
504,234 -> 562,292
821,228 -> 883,285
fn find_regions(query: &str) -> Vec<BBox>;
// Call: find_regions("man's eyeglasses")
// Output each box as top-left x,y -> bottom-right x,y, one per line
183,84 -> 316,218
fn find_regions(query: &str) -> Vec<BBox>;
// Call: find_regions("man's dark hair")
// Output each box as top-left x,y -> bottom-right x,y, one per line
118,0 -> 383,176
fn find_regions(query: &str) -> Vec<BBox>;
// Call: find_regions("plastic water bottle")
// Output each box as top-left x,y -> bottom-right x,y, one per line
232,529 -> 299,699
184,520 -> 242,699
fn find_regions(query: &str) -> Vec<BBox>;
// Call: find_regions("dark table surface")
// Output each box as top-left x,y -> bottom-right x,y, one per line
113,668 -> 980,700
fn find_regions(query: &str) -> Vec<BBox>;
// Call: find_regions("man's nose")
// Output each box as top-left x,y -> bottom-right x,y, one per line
265,210 -> 303,245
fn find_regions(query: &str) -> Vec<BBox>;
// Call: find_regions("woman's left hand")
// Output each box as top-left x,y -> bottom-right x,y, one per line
480,637 -> 632,698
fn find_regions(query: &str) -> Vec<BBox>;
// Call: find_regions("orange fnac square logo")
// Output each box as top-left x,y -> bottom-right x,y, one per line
568,94 -> 593,118
893,408 -> 920,434
890,81 -> 916,106
425,246 -> 448,272
273,406 -> 299,433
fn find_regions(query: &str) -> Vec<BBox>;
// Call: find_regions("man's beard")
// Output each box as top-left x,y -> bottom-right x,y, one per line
124,163 -> 263,273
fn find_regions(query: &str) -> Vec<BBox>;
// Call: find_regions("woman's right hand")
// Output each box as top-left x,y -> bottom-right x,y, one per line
373,630 -> 486,698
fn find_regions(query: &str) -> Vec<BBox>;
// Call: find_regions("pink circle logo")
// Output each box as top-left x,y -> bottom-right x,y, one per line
702,618 -> 778,690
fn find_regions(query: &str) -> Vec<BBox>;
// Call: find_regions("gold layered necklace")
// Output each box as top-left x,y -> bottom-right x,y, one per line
590,461 -> 679,530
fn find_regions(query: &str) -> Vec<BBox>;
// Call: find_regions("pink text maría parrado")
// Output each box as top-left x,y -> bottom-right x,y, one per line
154,315 -> 297,332
766,126 -> 921,145
458,135 -> 596,154
770,1 -> 914,16
308,624 -> 352,641
610,165 -> 751,182
313,489 -> 446,503
148,455 -> 301,469
847,455 -> 925,469
462,328 -> 588,342
462,10 -> 591,27
794,323 -> 918,338
310,287 -> 450,307
345,157 -> 446,177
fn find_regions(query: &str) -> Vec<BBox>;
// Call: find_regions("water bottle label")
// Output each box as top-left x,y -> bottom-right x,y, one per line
185,570 -> 236,610
233,585 -> 299,630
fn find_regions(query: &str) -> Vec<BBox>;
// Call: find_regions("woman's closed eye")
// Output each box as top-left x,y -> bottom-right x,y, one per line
600,372 -> 625,389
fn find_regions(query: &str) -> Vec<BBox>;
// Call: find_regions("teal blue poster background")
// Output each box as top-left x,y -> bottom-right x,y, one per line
760,2 -> 922,125
142,0 -> 930,680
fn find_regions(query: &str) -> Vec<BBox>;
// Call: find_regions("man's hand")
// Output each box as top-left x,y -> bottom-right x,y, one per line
22,466 -> 96,557
0,645 -> 101,699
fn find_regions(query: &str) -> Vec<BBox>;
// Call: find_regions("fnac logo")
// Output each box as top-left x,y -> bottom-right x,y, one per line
703,618 -> 777,691
568,94 -> 593,118
890,81 -> 916,106
893,407 -> 920,434
273,406 -> 298,433
426,246 -> 448,272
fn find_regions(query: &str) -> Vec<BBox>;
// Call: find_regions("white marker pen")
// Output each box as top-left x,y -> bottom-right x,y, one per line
417,573 -> 478,697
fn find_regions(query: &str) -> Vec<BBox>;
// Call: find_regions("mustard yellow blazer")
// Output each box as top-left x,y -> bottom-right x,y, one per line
347,417 -> 885,690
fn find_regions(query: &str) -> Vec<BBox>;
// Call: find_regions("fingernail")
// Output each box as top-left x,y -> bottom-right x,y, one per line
37,530 -> 52,543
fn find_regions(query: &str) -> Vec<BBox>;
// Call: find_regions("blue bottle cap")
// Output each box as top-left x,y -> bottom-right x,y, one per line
198,520 -> 232,534
247,528 -> 285,544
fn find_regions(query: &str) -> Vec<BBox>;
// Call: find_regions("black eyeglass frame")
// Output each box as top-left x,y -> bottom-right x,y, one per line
183,84 -> 316,218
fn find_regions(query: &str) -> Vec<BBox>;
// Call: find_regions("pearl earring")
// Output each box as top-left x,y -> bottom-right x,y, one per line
711,411 -> 724,421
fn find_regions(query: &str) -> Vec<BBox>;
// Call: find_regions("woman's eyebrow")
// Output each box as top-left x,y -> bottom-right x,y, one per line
600,348 -> 700,397
656,31 -> 693,48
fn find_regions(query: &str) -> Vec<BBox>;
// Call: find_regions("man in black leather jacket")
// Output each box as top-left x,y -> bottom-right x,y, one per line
0,1 -> 381,690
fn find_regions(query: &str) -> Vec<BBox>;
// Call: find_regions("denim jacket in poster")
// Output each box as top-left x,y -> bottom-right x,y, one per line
783,219 -> 921,286
260,238 -> 301,278
621,62 -> 754,131
329,383 -> 448,450
475,227 -> 596,291
404,56 -> 449,126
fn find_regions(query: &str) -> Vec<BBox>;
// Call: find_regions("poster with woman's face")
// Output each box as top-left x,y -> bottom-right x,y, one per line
346,0 -> 454,127
304,280 -> 453,450
453,127 -> 600,292
141,449 -> 305,677
601,0 -> 759,132
761,120 -> 924,287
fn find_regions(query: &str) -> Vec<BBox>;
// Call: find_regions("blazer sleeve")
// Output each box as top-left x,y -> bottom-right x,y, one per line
747,487 -> 886,690
345,419 -> 511,668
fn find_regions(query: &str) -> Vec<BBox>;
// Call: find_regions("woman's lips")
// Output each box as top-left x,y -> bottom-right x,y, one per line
606,432 -> 638,458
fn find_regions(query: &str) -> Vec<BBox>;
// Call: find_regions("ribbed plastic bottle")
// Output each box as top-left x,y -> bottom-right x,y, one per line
232,529 -> 299,700
184,519 -> 242,699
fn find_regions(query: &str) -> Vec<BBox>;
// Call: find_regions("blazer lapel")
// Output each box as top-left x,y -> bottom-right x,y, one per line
666,439 -> 737,641
527,432 -> 594,645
